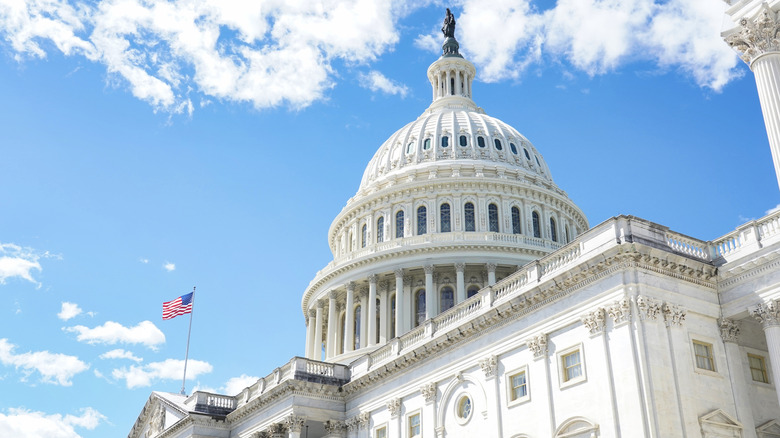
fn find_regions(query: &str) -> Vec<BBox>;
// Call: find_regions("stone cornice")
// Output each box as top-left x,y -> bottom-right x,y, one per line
227,380 -> 345,426
717,250 -> 780,288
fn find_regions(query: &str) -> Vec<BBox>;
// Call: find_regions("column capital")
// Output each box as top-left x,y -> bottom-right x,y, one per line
749,300 -> 780,328
368,274 -> 378,284
420,382 -> 437,403
387,398 -> 401,417
455,262 -> 465,272
284,415 -> 305,433
308,309 -> 316,318
346,281 -> 356,292
394,268 -> 404,279
526,333 -> 548,359
329,290 -> 338,300
719,318 -> 741,343
580,308 -> 606,335
479,354 -> 498,379
317,299 -> 325,309
486,262 -> 497,272
423,264 -> 435,275
725,5 -> 780,65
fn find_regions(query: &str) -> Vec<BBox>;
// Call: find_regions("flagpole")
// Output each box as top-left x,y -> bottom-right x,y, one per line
181,286 -> 195,395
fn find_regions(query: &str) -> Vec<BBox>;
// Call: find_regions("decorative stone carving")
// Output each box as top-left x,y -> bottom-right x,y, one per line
324,420 -> 347,434
394,269 -> 404,279
420,382 -> 437,403
284,415 -> 305,433
345,417 -> 358,432
347,281 -> 356,292
145,403 -> 165,438
719,318 -> 740,343
329,290 -> 338,300
368,274 -> 378,284
424,265 -> 435,275
455,262 -> 465,272
580,308 -> 606,335
387,398 -> 401,417
636,295 -> 661,321
358,412 -> 370,429
252,431 -> 270,438
268,423 -> 287,437
725,4 -> 780,64
662,303 -> 686,327
526,334 -> 548,359
607,297 -> 631,324
479,355 -> 498,378
749,300 -> 780,328
486,262 -> 497,272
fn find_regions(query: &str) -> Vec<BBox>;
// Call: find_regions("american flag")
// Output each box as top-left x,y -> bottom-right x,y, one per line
163,292 -> 194,320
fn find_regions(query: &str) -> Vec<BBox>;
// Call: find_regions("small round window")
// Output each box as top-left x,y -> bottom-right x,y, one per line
423,138 -> 431,150
459,135 -> 468,147
494,139 -> 503,151
441,136 -> 449,148
523,148 -> 531,160
477,136 -> 486,148
510,143 -> 518,154
456,395 -> 473,423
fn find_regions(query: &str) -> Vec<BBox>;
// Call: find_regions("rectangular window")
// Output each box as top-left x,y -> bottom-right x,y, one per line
693,341 -> 715,371
510,371 -> 527,401
408,412 -> 421,437
375,425 -> 387,438
748,353 -> 769,383
562,350 -> 582,382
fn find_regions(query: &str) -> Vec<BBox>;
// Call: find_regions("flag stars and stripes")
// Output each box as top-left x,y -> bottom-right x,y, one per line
163,292 -> 193,320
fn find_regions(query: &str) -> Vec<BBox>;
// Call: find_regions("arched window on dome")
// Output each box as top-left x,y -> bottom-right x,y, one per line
417,206 -> 427,235
415,289 -> 426,327
550,217 -> 558,242
565,224 -> 570,243
440,203 -> 451,233
488,203 -> 499,232
377,217 -> 384,243
523,148 -> 531,160
477,136 -> 486,148
464,202 -> 475,232
459,135 -> 467,147
396,211 -> 404,238
532,211 -> 541,238
510,143 -> 518,154
511,206 -> 522,234
390,294 -> 396,339
440,287 -> 454,313
361,224 -> 367,248
441,136 -> 449,148
450,77 -> 455,95
423,138 -> 431,150
494,139 -> 503,151
354,305 -> 361,350
467,285 -> 480,299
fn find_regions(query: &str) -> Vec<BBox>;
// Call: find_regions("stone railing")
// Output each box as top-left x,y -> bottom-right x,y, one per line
186,392 -> 237,416
708,209 -> 780,263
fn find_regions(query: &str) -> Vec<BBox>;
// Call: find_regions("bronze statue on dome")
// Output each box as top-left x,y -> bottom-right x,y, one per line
442,8 -> 456,38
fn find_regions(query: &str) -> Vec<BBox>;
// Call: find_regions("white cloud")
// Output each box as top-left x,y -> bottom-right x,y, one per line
163,262 -> 175,272
358,70 -> 409,97
413,33 -> 439,53
0,0 -> 406,113
0,243 -> 57,288
452,0 -> 740,90
58,302 -> 82,321
139,258 -> 149,264
112,358 -> 212,389
766,204 -> 780,215
0,407 -> 105,438
0,339 -> 89,386
64,320 -> 165,349
222,374 -> 259,395
99,348 -> 143,363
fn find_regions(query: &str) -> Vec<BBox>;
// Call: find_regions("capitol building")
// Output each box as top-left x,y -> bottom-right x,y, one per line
130,4 -> 780,438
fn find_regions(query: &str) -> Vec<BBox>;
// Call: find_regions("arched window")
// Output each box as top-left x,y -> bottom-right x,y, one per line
467,286 -> 480,298
565,225 -> 570,243
494,139 -> 503,151
396,211 -> 404,238
417,206 -> 427,235
377,217 -> 384,243
532,211 -> 541,238
361,224 -> 367,248
550,217 -> 558,242
510,143 -> 518,154
440,203 -> 451,233
464,202 -> 475,232
459,135 -> 467,147
440,287 -> 454,312
415,289 -> 426,327
390,294 -> 396,339
441,136 -> 449,148
450,77 -> 455,95
423,138 -> 431,150
511,206 -> 521,234
523,148 -> 531,160
406,142 -> 414,154
488,203 -> 499,232
477,136 -> 486,148
354,305 -> 361,350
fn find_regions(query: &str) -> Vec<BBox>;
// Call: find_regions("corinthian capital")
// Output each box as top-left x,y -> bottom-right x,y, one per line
749,300 -> 780,328
725,4 -> 780,64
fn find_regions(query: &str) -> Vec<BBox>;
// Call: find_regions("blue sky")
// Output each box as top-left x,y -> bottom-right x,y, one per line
0,1 -> 778,437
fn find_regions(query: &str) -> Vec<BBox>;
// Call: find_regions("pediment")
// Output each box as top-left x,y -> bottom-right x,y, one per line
128,392 -> 189,438
757,419 -> 780,438
700,409 -> 742,428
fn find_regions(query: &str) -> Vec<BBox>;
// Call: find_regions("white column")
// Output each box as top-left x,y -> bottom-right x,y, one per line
345,282 -> 355,352
380,281 -> 388,343
725,7 -> 780,190
455,263 -> 466,303
359,290 -> 368,348
368,274 -> 378,347
314,301 -> 324,361
424,265 -> 435,319
749,300 -> 780,405
487,262 -> 497,286
455,70 -> 461,95
445,70 -> 451,96
326,291 -> 338,359
306,309 -> 316,359
720,319 -> 757,438
395,269 -> 405,336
